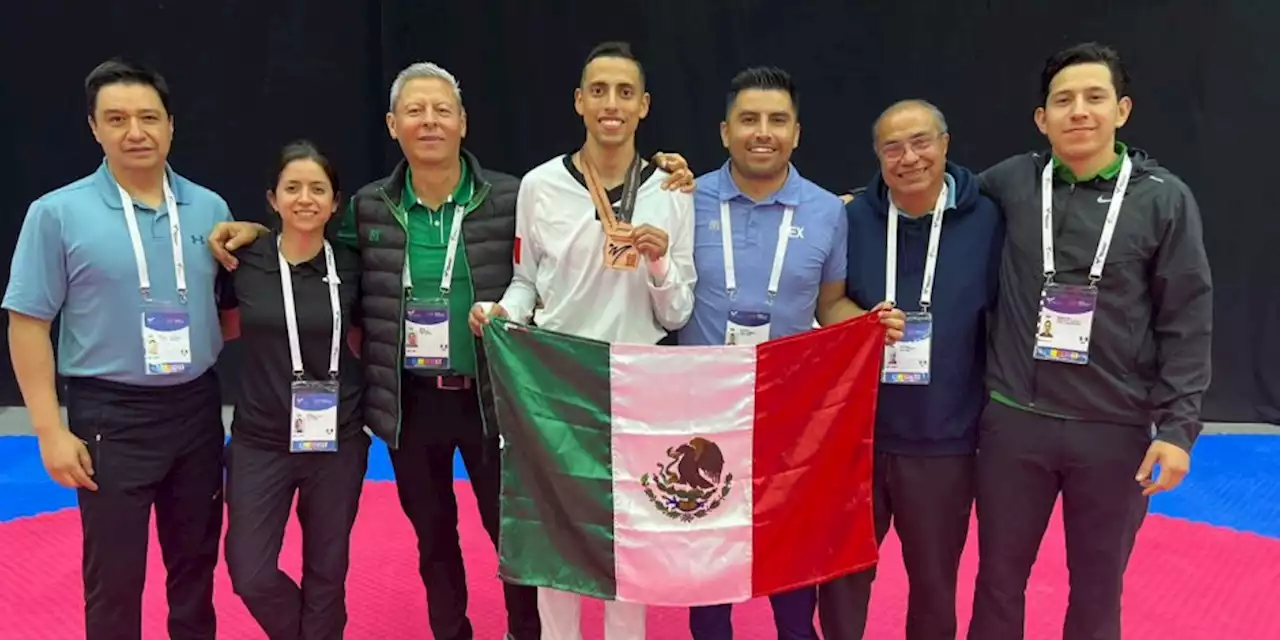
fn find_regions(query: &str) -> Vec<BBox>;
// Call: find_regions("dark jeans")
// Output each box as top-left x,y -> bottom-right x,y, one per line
818,452 -> 974,640
688,587 -> 818,640
389,374 -> 540,640
64,372 -> 225,640
967,400 -> 1151,640
224,433 -> 369,640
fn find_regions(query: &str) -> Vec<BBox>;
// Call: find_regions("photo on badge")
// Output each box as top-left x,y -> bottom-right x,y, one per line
1033,283 -> 1097,365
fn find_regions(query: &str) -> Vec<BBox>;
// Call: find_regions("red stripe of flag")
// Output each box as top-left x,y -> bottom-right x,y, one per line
751,313 -> 883,595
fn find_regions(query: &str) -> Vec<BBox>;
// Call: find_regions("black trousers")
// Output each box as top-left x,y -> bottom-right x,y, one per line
967,400 -> 1151,640
389,374 -> 541,640
224,433 -> 369,640
818,452 -> 974,640
64,372 -> 225,640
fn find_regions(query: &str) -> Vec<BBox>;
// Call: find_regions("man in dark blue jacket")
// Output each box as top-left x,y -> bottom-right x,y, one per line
817,99 -> 1003,640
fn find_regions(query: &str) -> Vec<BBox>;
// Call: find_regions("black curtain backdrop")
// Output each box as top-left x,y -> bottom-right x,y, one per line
0,0 -> 1275,424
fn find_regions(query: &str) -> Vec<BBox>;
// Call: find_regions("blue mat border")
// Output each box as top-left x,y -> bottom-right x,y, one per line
1,434 -> 1276,540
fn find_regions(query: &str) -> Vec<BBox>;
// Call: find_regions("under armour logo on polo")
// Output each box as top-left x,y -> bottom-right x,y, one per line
189,234 -> 205,245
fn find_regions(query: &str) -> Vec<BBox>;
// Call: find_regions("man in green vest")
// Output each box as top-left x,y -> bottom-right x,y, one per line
208,61 -> 694,640
968,42 -> 1212,640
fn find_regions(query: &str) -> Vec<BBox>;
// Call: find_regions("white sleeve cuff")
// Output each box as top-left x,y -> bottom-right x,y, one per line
647,256 -> 670,284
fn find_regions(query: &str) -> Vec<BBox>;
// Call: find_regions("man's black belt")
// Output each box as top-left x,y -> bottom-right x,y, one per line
434,375 -> 471,391
406,370 -> 473,391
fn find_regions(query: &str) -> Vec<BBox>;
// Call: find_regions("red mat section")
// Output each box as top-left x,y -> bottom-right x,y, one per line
1,481 -> 1277,639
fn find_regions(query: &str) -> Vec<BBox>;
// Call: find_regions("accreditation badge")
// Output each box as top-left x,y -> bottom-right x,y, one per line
404,297 -> 451,370
140,301 -> 192,376
290,380 -> 339,453
725,310 -> 770,346
882,311 -> 932,385
1033,283 -> 1098,365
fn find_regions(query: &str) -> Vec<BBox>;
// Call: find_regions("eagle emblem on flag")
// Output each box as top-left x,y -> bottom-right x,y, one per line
639,437 -> 734,522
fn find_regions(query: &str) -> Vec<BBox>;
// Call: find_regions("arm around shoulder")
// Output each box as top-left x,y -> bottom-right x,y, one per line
976,153 -> 1029,207
215,262 -> 241,340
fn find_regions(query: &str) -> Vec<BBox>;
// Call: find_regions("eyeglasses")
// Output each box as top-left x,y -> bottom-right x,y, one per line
879,134 -> 941,161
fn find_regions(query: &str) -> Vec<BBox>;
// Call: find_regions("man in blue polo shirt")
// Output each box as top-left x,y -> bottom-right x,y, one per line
4,58 -> 232,640
679,66 -> 904,640
817,99 -> 1002,640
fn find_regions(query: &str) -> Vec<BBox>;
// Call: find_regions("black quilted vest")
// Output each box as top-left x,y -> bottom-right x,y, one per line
349,149 -> 519,448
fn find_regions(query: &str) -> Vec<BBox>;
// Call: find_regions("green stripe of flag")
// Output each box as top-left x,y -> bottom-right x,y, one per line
486,319 -> 616,598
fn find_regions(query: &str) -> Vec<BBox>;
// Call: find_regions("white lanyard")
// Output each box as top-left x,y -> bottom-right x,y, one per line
279,238 -> 342,379
885,183 -> 948,310
720,202 -> 793,303
1041,154 -> 1133,284
119,179 -> 186,303
402,199 -> 466,297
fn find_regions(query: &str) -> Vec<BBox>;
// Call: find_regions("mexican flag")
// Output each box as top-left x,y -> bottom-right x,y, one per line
483,315 -> 883,607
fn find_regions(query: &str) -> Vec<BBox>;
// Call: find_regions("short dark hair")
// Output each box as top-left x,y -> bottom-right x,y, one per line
85,57 -> 171,118
269,140 -> 343,238
581,41 -> 645,87
1040,42 -> 1129,103
726,66 -> 799,116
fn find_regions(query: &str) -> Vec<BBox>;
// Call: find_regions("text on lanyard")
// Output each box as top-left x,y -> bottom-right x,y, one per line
118,179 -> 187,303
401,198 -> 467,298
719,201 -> 794,303
885,183 -> 949,310
1040,154 -> 1134,286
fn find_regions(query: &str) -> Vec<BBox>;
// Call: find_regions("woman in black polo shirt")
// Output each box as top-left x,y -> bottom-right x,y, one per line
219,140 -> 366,639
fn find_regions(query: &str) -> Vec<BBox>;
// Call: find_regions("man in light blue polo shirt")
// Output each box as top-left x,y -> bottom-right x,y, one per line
680,66 -> 904,640
3,58 -> 232,640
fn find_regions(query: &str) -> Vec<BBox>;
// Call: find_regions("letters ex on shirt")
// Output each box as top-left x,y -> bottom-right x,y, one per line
685,163 -> 849,348
1033,155 -> 1134,365
882,183 -> 949,385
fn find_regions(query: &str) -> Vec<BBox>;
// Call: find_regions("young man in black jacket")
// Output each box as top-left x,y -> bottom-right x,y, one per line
968,42 -> 1212,640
